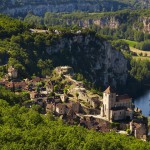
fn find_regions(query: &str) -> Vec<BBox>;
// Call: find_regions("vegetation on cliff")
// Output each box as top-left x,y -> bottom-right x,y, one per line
24,9 -> 150,50
0,14 -> 150,94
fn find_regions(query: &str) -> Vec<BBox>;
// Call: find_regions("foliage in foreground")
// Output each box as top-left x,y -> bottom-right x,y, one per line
0,98 -> 150,150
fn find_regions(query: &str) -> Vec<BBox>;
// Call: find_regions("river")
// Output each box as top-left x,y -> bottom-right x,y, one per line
134,90 -> 150,117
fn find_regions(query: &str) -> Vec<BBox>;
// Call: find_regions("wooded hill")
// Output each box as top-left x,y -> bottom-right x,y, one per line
1,96 -> 150,149
0,0 -> 150,17
0,14 -> 150,95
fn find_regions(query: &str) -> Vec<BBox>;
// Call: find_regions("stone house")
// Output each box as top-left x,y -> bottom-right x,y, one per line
46,81 -> 53,93
60,94 -> 68,102
101,86 -> 133,121
46,103 -> 55,112
130,121 -> 147,140
67,102 -> 81,113
8,66 -> 18,79
54,96 -> 61,103
30,91 -> 39,100
36,98 -> 44,106
55,103 -> 68,115
5,81 -> 27,91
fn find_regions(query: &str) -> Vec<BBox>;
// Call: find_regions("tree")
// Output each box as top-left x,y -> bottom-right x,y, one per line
75,93 -> 79,101
54,85 -> 59,92
63,88 -> 68,94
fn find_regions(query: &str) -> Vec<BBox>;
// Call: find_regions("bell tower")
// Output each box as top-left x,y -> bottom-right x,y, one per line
102,86 -> 116,120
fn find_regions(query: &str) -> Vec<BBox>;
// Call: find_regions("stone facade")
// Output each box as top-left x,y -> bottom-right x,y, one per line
8,66 -> 18,79
130,121 -> 147,141
101,86 -> 133,121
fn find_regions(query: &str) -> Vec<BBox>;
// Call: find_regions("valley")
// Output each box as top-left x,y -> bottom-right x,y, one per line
0,1 -> 150,149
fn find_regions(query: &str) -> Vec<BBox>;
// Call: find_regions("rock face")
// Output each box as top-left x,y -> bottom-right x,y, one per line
142,17 -> 150,34
133,17 -> 150,34
46,33 -> 128,88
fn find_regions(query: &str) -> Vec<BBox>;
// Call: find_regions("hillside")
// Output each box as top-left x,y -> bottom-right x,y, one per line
24,9 -> 150,53
24,9 -> 150,51
0,14 -> 150,95
0,98 -> 150,149
0,0 -> 150,17
0,14 -> 128,88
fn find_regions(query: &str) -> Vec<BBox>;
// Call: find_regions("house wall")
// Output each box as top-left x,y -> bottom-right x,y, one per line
72,103 -> 80,113
114,101 -> 132,108
111,109 -> 125,121
126,110 -> 133,120
102,92 -> 116,120
60,95 -> 67,102
56,106 -> 67,115
135,125 -> 147,139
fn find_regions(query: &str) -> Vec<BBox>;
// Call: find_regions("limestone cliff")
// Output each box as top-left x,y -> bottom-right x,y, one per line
46,32 -> 128,88
67,17 -> 120,29
141,17 -> 150,34
133,17 -> 150,34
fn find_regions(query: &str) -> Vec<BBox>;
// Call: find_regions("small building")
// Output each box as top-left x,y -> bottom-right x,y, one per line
30,91 -> 39,100
100,86 -> 133,121
130,121 -> 147,141
46,103 -> 55,113
54,96 -> 61,103
60,94 -> 68,102
55,103 -> 68,115
67,102 -> 81,113
8,66 -> 18,79
46,81 -> 53,93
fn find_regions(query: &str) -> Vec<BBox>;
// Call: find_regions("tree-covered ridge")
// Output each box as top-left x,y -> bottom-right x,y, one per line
0,97 -> 150,150
0,14 -> 28,38
0,14 -> 149,95
0,0 -> 149,9
24,9 -> 150,50
0,0 -> 150,17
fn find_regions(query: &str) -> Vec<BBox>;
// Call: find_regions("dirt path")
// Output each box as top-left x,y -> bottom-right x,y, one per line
130,47 -> 150,56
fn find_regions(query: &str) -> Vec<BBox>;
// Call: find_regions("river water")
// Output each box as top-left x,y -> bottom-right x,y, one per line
134,90 -> 150,117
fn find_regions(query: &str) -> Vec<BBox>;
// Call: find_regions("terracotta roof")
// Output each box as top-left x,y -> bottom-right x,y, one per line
46,103 -> 53,110
104,86 -> 115,94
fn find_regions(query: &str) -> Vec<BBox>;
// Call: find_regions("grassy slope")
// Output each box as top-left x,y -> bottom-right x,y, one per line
122,39 -> 138,47
123,39 -> 150,60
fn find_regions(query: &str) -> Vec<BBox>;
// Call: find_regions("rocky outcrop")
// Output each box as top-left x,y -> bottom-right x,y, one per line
133,17 -> 150,34
46,32 -> 128,88
66,17 -> 120,29
142,17 -> 150,34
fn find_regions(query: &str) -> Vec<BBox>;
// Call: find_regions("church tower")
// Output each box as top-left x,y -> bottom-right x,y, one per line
101,86 -> 116,121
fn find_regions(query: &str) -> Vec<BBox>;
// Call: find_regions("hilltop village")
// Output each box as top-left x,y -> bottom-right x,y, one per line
0,66 -> 148,141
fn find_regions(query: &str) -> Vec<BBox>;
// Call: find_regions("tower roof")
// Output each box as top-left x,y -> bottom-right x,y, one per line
104,86 -> 115,94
